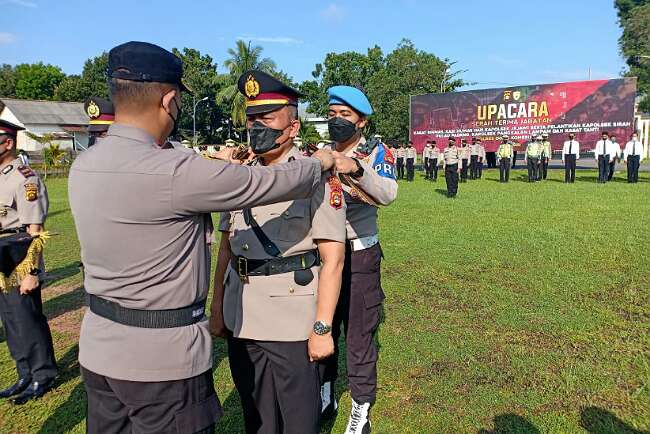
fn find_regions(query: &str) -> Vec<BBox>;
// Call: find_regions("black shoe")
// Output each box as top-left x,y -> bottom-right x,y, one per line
0,378 -> 31,399
12,379 -> 54,405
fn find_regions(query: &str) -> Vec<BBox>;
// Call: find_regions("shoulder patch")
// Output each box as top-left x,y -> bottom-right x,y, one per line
327,175 -> 343,209
372,144 -> 396,180
24,183 -> 38,201
17,165 -> 35,178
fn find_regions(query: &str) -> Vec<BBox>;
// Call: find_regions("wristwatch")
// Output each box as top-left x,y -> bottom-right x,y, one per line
313,320 -> 332,335
350,159 -> 365,179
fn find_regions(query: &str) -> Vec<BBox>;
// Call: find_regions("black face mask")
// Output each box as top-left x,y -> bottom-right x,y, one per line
248,121 -> 285,155
328,117 -> 358,143
167,98 -> 181,138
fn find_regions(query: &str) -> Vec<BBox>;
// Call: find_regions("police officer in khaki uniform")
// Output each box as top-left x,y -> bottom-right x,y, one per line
396,144 -> 406,179
405,141 -> 416,182
459,138 -> 470,182
470,137 -> 480,179
208,70 -> 347,434
430,142 -> 441,181
423,141 -> 432,180
321,85 -> 398,434
84,97 -> 115,147
0,119 -> 58,405
443,137 -> 462,197
69,42 -> 335,434
540,132 -> 552,180
477,138 -> 486,179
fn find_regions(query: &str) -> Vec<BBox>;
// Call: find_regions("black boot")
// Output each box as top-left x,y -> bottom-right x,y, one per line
12,379 -> 54,405
0,378 -> 31,399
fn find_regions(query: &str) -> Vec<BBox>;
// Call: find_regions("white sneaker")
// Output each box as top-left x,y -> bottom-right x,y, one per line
344,399 -> 371,434
320,381 -> 338,418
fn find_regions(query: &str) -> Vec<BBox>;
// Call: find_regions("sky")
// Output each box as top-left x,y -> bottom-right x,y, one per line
0,0 -> 627,91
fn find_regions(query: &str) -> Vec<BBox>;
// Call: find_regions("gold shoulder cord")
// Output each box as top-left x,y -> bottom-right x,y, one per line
0,232 -> 49,292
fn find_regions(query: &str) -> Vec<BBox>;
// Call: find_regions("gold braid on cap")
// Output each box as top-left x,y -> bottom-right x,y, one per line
0,232 -> 49,292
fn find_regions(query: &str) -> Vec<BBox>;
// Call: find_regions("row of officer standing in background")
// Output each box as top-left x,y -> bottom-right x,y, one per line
64,41 -> 397,434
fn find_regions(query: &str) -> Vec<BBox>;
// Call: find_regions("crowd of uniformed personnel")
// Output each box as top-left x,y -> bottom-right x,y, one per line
392,130 -> 644,197
0,39 -> 646,434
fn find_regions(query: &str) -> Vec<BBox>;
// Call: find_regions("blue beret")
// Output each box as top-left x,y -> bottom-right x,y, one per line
328,85 -> 373,116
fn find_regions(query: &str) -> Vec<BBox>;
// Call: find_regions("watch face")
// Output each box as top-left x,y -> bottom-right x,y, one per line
314,321 -> 331,335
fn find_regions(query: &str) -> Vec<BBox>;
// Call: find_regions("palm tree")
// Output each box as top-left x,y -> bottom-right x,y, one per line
217,40 -> 276,132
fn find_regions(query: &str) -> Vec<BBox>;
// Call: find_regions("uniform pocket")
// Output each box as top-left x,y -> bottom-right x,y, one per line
275,202 -> 310,242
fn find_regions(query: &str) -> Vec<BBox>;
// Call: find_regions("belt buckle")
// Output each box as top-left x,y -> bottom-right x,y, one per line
237,257 -> 248,279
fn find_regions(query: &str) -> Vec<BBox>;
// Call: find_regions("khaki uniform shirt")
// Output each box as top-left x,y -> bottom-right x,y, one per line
478,145 -> 486,161
405,147 -> 417,160
396,147 -> 406,159
470,144 -> 481,156
69,124 -> 322,382
460,145 -> 471,159
0,159 -> 48,283
431,147 -> 441,161
442,146 -> 462,167
423,146 -> 432,160
219,147 -> 346,341
326,138 -> 398,239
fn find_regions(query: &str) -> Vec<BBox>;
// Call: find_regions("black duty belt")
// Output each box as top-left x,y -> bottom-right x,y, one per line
0,227 -> 27,235
87,293 -> 207,329
232,249 -> 320,278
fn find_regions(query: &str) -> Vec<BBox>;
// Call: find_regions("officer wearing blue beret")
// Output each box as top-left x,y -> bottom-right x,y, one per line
321,85 -> 398,434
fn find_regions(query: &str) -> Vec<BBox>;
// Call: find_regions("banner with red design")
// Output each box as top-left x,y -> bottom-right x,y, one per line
410,78 -> 637,152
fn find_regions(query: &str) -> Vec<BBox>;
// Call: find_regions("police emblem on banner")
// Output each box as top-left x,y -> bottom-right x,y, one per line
513,91 -> 521,101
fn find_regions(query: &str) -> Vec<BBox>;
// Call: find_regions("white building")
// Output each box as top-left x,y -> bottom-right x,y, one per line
0,98 -> 89,152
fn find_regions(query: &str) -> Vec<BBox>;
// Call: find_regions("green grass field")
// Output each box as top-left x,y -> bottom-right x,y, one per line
1,168 -> 649,434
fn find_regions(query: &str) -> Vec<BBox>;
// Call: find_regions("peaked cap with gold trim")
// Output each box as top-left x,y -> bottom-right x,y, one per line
0,119 -> 24,138
237,69 -> 302,115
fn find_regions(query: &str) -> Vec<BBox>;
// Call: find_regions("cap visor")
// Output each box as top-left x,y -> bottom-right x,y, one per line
245,104 -> 288,115
180,79 -> 192,93
88,124 -> 111,133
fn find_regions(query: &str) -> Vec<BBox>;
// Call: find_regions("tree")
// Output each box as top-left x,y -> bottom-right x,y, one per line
0,64 -> 17,98
298,119 -> 322,144
25,132 -> 66,179
301,39 -> 465,141
14,63 -> 65,100
615,0 -> 650,112
299,46 -> 384,116
172,48 -> 226,143
217,40 -> 276,131
54,53 -> 109,102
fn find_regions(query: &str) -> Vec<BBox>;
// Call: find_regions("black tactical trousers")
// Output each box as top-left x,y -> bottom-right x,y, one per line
564,155 -> 576,183
512,152 -> 518,168
598,155 -> 610,183
478,159 -> 483,178
470,155 -> 479,179
423,158 -> 430,178
396,158 -> 404,179
0,286 -> 57,383
608,159 -> 616,181
431,158 -> 438,180
627,155 -> 640,183
322,243 -> 384,405
461,159 -> 469,181
229,339 -> 320,434
541,158 -> 549,180
445,163 -> 459,197
406,158 -> 415,181
499,159 -> 510,182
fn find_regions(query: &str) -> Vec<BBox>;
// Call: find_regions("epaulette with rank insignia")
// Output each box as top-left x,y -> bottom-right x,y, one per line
17,165 -> 35,178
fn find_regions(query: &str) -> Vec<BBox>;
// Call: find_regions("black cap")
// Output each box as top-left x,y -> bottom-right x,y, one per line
108,41 -> 190,92
0,119 -> 24,138
238,69 -> 302,115
84,97 -> 115,133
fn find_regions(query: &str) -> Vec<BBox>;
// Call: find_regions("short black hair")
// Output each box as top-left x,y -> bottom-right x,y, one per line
109,76 -> 176,111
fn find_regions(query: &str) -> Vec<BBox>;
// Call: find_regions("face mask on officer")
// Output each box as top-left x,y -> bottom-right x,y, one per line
248,109 -> 296,155
328,116 -> 360,143
163,90 -> 181,138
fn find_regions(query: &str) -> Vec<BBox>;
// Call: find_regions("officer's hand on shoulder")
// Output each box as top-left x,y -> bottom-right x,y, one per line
312,149 -> 335,172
